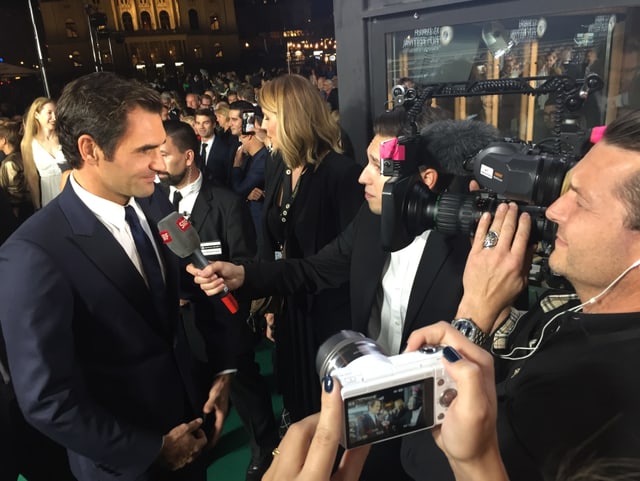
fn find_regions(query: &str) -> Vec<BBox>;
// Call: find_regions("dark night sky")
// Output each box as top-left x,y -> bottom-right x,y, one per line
0,2 -> 38,67
0,2 -> 46,114
0,1 -> 335,65
0,0 -> 336,112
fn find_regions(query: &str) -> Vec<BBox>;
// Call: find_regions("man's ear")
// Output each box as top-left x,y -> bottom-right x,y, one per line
420,167 -> 438,190
77,134 -> 100,166
185,149 -> 196,167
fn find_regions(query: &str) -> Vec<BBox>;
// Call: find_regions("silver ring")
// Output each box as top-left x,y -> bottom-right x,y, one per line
483,230 -> 499,249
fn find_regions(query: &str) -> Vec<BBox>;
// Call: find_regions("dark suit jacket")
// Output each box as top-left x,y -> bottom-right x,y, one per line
180,181 -> 257,371
230,146 -> 267,240
201,136 -> 231,186
0,182 -> 204,481
0,187 -> 17,246
356,412 -> 380,439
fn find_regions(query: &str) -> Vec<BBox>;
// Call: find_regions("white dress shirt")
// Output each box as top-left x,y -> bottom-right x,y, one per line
170,171 -> 202,218
69,173 -> 165,284
374,230 -> 431,355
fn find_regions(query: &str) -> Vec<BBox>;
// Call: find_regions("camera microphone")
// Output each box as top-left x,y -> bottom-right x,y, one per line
157,211 -> 239,314
419,119 -> 503,176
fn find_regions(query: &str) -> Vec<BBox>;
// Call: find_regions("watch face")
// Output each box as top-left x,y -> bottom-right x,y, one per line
455,319 -> 476,338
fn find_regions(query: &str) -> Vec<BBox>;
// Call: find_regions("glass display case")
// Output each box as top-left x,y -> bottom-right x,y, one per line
378,7 -> 639,141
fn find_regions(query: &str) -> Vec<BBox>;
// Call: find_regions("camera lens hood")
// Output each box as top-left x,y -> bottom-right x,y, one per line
316,330 -> 388,379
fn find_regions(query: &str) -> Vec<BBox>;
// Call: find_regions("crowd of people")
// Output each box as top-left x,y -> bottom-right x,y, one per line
1,62 -> 640,481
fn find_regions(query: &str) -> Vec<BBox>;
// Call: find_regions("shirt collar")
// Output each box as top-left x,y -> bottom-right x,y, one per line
69,171 -> 139,230
170,171 -> 202,199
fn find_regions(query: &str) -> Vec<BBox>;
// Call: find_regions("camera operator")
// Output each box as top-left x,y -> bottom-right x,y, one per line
265,126 -> 640,480
188,112 -> 501,480
432,108 -> 640,481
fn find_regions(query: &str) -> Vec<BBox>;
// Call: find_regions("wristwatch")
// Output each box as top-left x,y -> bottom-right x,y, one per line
451,318 -> 490,346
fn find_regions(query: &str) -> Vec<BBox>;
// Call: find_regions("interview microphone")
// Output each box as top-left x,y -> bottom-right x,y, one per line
157,211 -> 239,314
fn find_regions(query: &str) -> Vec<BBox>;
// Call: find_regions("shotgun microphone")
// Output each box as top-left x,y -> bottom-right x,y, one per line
158,211 -> 239,314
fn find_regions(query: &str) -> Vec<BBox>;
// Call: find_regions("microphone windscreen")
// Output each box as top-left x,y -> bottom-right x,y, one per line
420,120 -> 502,175
157,212 -> 201,258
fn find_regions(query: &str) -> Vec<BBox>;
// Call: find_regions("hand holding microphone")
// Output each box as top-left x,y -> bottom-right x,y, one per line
158,212 -> 239,314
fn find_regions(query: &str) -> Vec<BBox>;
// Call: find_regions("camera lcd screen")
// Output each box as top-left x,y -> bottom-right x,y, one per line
343,378 -> 434,448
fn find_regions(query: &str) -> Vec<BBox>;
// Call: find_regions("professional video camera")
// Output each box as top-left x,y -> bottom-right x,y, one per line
380,137 -> 565,252
380,75 -> 603,254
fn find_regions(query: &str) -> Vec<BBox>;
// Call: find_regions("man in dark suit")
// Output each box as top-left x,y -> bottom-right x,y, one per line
356,398 -> 383,440
227,100 -> 267,243
159,120 -> 279,481
195,108 -> 231,186
187,112 -> 481,481
0,72 -> 230,481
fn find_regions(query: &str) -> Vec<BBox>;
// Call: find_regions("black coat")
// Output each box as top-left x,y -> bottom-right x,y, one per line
256,150 -> 363,421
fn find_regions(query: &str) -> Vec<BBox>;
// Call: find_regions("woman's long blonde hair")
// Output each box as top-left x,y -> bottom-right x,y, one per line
20,97 -> 53,209
258,74 -> 341,170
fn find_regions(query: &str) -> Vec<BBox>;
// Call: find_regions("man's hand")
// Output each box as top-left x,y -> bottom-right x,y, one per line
202,373 -> 232,447
265,313 -> 276,342
186,261 -> 245,297
455,202 -> 532,333
157,418 -> 207,471
247,187 -> 264,201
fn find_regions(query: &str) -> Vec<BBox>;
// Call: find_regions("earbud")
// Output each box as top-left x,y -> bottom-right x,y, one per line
497,258 -> 640,361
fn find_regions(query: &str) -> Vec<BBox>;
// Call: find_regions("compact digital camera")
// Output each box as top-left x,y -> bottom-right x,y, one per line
316,331 -> 457,449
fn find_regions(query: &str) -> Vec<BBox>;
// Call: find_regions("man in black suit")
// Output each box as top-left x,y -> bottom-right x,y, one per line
356,398 -> 383,440
159,120 -> 279,481
195,108 -> 230,186
187,112 -> 489,480
0,72 -> 229,481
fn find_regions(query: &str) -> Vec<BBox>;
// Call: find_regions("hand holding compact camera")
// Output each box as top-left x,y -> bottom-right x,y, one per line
316,330 -> 457,449
265,325 -> 500,481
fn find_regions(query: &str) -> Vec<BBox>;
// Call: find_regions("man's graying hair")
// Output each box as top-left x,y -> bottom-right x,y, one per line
602,109 -> 640,230
55,72 -> 162,169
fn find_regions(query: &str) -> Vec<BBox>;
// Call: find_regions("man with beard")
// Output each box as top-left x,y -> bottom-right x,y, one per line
159,120 -> 279,481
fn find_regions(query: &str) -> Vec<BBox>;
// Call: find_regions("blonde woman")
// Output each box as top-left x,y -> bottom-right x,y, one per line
257,74 -> 363,424
214,101 -> 231,129
21,97 -> 69,209
179,114 -> 197,134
